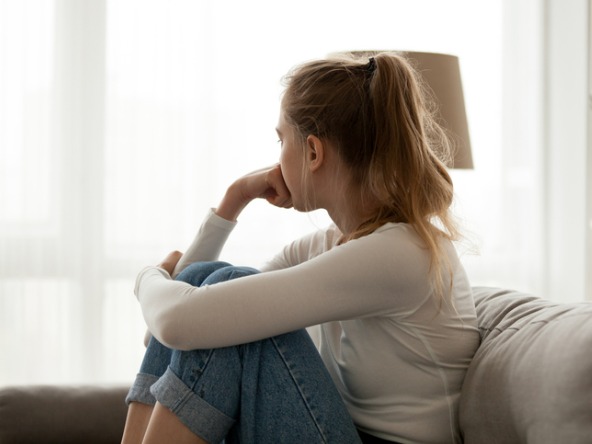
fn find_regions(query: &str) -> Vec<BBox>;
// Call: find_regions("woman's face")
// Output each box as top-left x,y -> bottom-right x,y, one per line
276,109 -> 308,211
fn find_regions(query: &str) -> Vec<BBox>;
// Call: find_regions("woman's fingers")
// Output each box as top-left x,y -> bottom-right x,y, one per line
216,164 -> 293,221
264,165 -> 293,208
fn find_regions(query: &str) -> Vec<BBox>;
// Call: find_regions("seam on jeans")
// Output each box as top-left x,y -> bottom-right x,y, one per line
270,336 -> 329,444
170,385 -> 195,412
188,349 -> 215,392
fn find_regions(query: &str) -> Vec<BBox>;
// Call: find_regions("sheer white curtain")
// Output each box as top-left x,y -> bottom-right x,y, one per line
0,0 -> 585,385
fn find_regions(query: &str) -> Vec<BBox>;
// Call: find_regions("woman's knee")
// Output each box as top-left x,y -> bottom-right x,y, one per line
174,261 -> 232,286
176,261 -> 260,286
138,336 -> 174,377
202,265 -> 259,285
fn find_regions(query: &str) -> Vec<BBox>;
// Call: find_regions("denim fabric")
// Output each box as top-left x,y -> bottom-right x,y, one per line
127,261 -> 361,444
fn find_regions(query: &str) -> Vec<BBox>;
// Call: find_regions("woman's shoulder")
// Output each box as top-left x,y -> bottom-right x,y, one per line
372,222 -> 458,255
362,222 -> 429,253
346,222 -> 462,277
261,224 -> 342,270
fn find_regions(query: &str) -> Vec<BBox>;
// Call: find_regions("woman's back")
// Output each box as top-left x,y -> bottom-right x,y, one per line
264,222 -> 479,443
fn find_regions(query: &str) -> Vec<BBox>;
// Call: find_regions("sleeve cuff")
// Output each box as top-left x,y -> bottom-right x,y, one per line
134,266 -> 171,299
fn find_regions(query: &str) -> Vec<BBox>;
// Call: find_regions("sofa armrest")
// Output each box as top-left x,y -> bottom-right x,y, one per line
0,385 -> 129,444
460,287 -> 592,444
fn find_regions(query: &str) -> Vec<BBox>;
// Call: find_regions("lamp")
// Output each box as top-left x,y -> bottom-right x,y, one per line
332,51 -> 473,169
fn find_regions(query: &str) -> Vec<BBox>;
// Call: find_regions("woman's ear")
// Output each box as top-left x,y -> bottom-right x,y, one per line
306,135 -> 325,172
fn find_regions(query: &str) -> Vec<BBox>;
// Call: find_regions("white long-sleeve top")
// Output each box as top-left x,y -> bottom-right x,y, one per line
135,209 -> 479,443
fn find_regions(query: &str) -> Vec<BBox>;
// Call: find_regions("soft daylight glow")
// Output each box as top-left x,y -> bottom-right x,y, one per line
2,0 -> 561,385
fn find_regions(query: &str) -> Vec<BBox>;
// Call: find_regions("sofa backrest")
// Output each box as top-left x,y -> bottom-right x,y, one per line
0,385 -> 128,444
459,287 -> 592,444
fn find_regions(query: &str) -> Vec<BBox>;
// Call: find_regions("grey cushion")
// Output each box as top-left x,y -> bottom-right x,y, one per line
459,287 -> 592,443
0,385 -> 129,444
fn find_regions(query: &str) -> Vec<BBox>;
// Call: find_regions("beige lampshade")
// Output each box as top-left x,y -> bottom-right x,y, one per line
332,51 -> 473,169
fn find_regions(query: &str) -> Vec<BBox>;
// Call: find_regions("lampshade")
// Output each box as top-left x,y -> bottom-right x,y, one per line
332,51 -> 473,169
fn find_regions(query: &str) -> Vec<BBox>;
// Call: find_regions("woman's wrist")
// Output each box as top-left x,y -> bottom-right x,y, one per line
215,180 -> 251,221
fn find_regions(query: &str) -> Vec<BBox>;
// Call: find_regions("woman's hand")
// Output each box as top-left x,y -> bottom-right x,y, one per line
243,164 -> 292,207
157,250 -> 183,276
216,164 -> 292,221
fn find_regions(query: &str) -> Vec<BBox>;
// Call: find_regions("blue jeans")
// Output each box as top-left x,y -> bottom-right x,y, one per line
126,261 -> 361,444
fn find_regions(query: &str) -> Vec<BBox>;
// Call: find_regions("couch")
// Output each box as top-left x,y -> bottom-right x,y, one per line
0,287 -> 590,444
459,287 -> 592,443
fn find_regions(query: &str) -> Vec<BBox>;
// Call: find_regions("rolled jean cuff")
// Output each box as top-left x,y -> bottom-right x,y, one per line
151,367 -> 235,443
125,372 -> 160,406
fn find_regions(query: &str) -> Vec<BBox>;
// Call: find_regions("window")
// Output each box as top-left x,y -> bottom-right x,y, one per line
0,0 -> 587,385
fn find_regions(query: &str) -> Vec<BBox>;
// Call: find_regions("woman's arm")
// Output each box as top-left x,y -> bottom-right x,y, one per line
170,211 -> 237,277
136,225 -> 434,351
172,164 -> 292,277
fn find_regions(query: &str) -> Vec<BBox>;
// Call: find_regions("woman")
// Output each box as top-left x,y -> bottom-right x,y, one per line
121,53 -> 480,444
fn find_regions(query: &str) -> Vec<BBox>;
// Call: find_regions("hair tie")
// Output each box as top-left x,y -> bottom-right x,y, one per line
367,57 -> 376,73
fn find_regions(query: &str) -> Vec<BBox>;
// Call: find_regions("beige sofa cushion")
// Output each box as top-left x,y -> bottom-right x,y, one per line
459,287 -> 592,444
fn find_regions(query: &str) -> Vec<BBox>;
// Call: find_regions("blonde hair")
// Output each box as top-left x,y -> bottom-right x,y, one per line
282,52 -> 459,299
